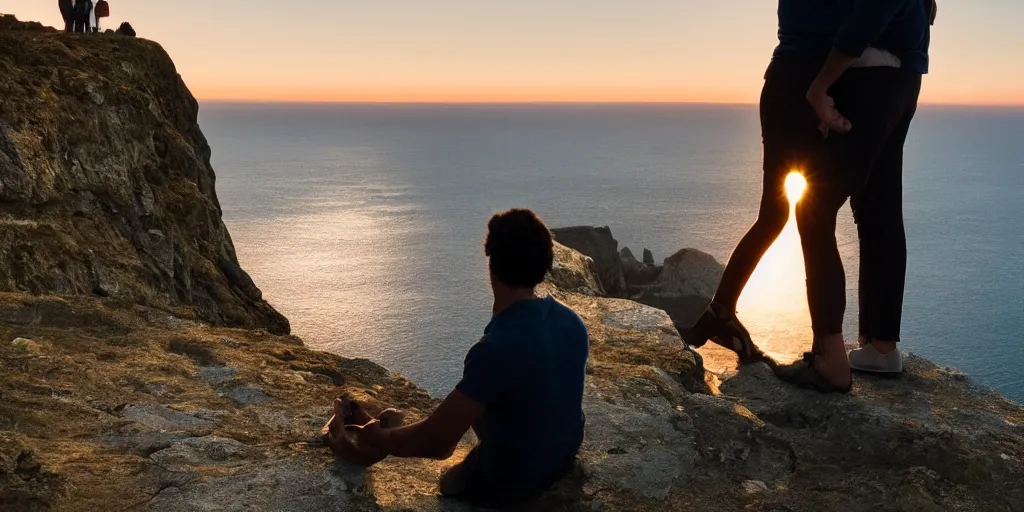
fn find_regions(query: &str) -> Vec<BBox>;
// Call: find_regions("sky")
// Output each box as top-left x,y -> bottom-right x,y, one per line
5,1 -> 1023,104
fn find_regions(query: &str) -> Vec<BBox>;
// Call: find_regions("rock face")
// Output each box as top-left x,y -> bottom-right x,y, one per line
2,15 -> 1023,512
562,226 -> 724,337
634,248 -> 725,335
0,15 -> 287,334
552,226 -> 628,297
619,246 -> 662,288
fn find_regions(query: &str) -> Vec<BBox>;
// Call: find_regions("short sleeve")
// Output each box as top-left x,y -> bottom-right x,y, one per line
455,336 -> 512,406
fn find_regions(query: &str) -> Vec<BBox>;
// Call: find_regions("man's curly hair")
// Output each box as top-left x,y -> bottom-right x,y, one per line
484,209 -> 554,288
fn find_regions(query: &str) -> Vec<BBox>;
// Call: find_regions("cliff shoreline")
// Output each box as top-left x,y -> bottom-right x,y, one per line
2,15 -> 1023,512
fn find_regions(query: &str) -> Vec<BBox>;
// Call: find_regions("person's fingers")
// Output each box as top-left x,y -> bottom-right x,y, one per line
823,107 -> 852,135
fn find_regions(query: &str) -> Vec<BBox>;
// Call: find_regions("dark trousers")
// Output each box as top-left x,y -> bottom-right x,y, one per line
59,0 -> 74,32
715,56 -> 921,342
73,0 -> 92,33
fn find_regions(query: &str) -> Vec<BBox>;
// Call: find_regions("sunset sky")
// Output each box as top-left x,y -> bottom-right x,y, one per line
6,1 -> 1023,104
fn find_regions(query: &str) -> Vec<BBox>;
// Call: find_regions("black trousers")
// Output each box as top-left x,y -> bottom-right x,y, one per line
715,55 -> 920,341
59,0 -> 74,32
73,0 -> 92,33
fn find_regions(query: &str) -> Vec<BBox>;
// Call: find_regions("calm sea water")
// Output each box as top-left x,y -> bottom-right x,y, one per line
200,103 -> 1024,401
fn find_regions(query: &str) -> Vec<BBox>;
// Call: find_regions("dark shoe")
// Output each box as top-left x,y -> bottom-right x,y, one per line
684,302 -> 765,364
771,352 -> 852,394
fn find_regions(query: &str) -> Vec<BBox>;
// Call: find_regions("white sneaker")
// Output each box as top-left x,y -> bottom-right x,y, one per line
848,344 -> 903,373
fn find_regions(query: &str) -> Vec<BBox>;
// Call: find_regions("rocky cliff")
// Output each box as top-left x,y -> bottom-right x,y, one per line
2,15 -> 1024,512
0,15 -> 287,334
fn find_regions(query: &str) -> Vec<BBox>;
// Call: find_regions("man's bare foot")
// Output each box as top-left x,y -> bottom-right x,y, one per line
814,334 -> 852,388
377,408 -> 406,429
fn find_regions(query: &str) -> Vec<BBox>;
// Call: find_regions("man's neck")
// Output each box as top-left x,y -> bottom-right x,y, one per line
492,287 -> 538,316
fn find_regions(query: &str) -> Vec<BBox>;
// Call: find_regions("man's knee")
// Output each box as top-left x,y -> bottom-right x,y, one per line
795,196 -> 841,237
754,199 -> 790,235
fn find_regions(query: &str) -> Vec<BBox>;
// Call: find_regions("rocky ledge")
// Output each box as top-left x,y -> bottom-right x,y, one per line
2,15 -> 1023,512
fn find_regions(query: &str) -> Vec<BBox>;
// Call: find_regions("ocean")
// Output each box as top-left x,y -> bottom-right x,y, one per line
200,103 -> 1024,401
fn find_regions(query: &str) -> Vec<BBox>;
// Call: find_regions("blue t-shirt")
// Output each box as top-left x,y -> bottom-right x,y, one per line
455,296 -> 589,497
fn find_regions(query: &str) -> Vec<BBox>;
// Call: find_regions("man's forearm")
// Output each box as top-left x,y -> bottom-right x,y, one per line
379,420 -> 458,459
809,49 -> 860,96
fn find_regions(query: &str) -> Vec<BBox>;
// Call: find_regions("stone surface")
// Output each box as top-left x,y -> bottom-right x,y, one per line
10,337 -> 44,355
552,226 -> 628,297
1,14 -> 1023,512
546,242 -> 604,296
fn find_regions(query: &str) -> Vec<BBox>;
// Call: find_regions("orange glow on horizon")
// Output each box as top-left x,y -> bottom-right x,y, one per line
190,86 -> 1024,106
7,1 -> 1024,107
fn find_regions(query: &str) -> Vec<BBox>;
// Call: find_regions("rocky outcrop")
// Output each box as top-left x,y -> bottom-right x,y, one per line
552,226 -> 628,297
0,15 -> 287,334
619,247 -> 662,288
2,16 -> 1023,512
633,248 -> 725,335
561,225 -> 724,337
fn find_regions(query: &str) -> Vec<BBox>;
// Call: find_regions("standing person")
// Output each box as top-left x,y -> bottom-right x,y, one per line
682,0 -> 852,365
58,0 -> 74,32
799,0 -> 936,378
329,209 -> 589,507
72,0 -> 92,33
776,0 -> 933,390
93,1 -> 110,32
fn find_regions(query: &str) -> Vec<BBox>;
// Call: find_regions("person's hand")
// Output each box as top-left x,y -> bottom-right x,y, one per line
327,420 -> 388,466
930,0 -> 938,26
806,85 -> 852,137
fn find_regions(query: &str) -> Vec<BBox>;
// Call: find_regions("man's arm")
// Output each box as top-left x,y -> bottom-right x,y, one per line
332,388 -> 486,463
806,0 -> 908,135
806,50 -> 860,135
377,389 -> 485,459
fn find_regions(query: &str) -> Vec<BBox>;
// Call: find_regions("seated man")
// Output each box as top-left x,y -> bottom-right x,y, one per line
329,208 -> 589,505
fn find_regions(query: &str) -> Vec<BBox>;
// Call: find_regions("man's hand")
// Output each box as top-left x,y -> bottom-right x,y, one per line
806,85 -> 852,137
328,420 -> 388,466
931,0 -> 938,26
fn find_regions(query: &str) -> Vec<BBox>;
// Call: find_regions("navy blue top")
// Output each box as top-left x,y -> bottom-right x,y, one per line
774,0 -> 931,74
456,297 -> 589,498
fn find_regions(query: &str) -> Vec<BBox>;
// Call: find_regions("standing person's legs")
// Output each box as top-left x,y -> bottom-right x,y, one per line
849,76 -> 922,372
794,183 -> 852,387
712,171 -> 790,312
73,1 -> 86,33
855,114 -> 912,347
685,56 -> 823,363
59,1 -> 74,32
773,68 -> 917,391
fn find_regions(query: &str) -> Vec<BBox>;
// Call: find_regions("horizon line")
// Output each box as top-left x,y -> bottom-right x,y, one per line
196,99 -> 1024,108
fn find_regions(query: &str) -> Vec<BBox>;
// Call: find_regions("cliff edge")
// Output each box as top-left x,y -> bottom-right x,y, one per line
2,15 -> 1023,512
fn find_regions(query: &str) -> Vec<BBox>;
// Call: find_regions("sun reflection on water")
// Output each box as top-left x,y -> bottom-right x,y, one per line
699,172 -> 813,372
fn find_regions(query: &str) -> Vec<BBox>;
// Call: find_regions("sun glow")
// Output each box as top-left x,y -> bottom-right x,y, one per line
701,170 -> 812,372
784,172 -> 807,204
